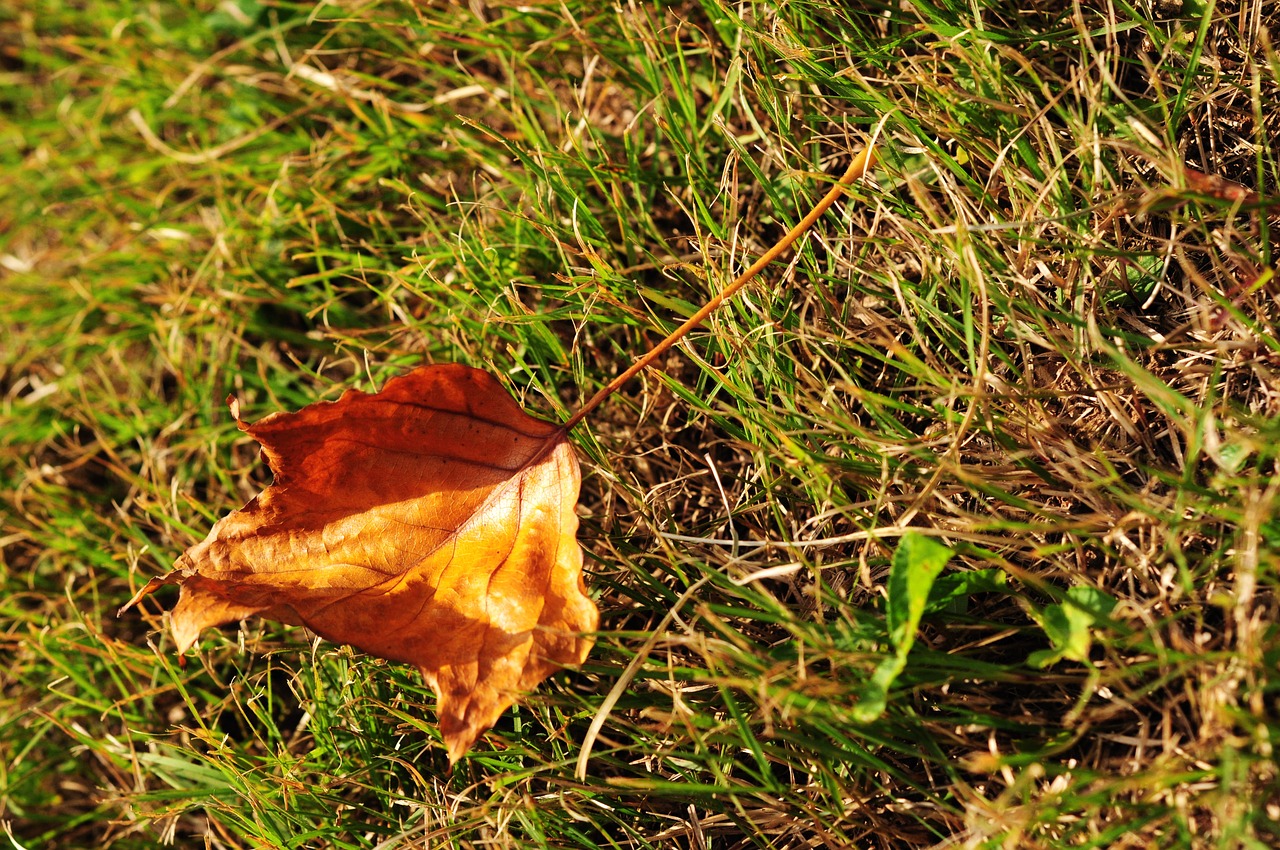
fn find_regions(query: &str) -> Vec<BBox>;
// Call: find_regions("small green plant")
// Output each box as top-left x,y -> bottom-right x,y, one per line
1028,586 -> 1119,669
854,532 -> 954,722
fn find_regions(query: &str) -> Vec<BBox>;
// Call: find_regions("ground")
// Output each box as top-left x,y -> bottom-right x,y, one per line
2,1 -> 1279,847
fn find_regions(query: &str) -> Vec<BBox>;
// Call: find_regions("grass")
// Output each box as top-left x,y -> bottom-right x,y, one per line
2,0 -> 1279,847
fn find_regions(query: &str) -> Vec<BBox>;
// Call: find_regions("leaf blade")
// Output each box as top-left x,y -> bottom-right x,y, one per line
123,364 -> 597,762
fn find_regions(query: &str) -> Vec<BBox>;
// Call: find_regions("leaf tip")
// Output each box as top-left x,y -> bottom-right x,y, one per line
117,574 -> 170,618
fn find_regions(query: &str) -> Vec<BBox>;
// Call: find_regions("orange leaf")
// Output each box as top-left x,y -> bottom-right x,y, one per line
121,364 -> 597,762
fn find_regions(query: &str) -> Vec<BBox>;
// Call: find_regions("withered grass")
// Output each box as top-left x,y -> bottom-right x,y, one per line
2,0 -> 1278,848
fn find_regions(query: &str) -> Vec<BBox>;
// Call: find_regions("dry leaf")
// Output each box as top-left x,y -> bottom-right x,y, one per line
121,364 -> 597,762
1183,167 -> 1260,205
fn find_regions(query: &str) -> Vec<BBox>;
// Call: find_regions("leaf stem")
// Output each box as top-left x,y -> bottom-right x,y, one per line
562,143 -> 878,432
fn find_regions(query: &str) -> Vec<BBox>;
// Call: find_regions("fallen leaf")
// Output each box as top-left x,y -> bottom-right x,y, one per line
1183,167 -> 1260,205
121,363 -> 597,762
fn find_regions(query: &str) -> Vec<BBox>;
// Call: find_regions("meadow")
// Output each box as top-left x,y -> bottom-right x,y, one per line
2,0 -> 1278,847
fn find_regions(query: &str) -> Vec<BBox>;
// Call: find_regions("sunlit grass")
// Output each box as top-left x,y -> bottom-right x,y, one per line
3,0 -> 1278,847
